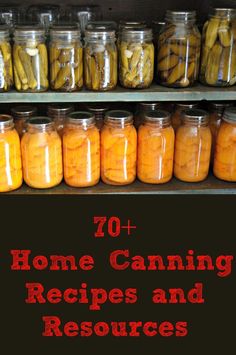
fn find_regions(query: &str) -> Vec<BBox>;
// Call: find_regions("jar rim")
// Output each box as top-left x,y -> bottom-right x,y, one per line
166,10 -> 196,21
48,104 -> 74,116
105,110 -> 133,121
176,102 -> 199,109
86,103 -> 109,112
67,111 -> 95,124
50,25 -> 81,36
121,27 -> 152,36
145,109 -> 170,121
14,25 -> 45,36
182,109 -> 209,123
223,107 -> 236,123
11,105 -> 37,118
85,28 -> 116,38
27,117 -> 53,127
0,114 -> 13,124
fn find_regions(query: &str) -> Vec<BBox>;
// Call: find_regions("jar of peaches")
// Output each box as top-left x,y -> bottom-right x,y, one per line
101,110 -> 137,185
0,114 -> 22,192
171,102 -> 199,132
11,105 -> 37,137
137,110 -> 175,184
21,117 -> 63,188
174,109 -> 212,182
214,107 -> 236,181
47,104 -> 74,136
63,111 -> 100,187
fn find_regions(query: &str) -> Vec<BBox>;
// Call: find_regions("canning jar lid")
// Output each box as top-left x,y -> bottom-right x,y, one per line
27,117 -> 54,128
0,114 -> 14,129
223,107 -> 236,123
121,27 -> 153,40
50,25 -> 81,37
86,21 -> 117,31
11,105 -> 37,119
48,104 -> 74,117
166,10 -> 197,22
208,101 -> 233,112
182,109 -> 209,124
144,109 -> 170,121
138,102 -> 161,111
119,20 -> 147,28
85,28 -> 116,40
176,102 -> 199,110
86,103 -> 109,112
67,111 -> 95,125
14,25 -> 45,37
105,110 -> 133,122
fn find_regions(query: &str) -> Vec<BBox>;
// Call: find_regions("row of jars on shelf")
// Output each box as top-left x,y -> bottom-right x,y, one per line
1,7 -> 236,92
1,101 -> 236,192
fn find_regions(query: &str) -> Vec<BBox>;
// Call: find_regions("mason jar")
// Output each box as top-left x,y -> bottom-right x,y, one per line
0,26 -> 13,91
84,28 -> 117,91
86,103 -> 109,130
21,117 -> 63,188
171,102 -> 199,131
157,11 -> 201,87
119,28 -> 154,88
214,107 -> 236,181
135,102 -> 161,129
47,104 -> 74,136
11,105 -> 37,137
101,110 -> 137,185
13,26 -> 49,92
63,111 -> 100,187
49,26 -> 83,92
137,110 -> 175,184
200,8 -> 236,86
174,109 -> 212,182
0,114 -> 22,192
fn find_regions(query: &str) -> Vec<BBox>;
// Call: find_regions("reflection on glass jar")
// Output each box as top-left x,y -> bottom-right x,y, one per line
214,107 -> 236,181
21,117 -> 63,188
171,102 -> 199,131
0,26 -> 13,92
63,111 -> 100,187
49,26 -> 83,92
157,11 -> 201,87
101,110 -> 137,185
84,28 -> 117,91
137,110 -> 175,184
174,109 -> 212,182
200,8 -> 236,87
0,114 -> 22,192
13,26 -> 49,92
47,104 -> 74,136
11,105 -> 37,137
86,103 -> 109,130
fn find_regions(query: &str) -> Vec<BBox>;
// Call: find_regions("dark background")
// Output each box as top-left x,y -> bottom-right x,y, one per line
0,195 -> 235,355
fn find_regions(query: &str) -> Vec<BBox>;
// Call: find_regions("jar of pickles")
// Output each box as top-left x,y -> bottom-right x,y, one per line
135,102 -> 161,129
84,28 -> 117,91
13,26 -> 49,92
171,102 -> 199,131
174,109 -> 212,182
208,101 -> 233,159
11,105 -> 37,137
214,107 -> 236,181
119,28 -> 154,89
63,111 -> 100,187
49,26 -> 83,92
86,103 -> 109,130
101,110 -> 137,185
0,26 -> 13,92
47,104 -> 74,136
200,8 -> 236,86
137,110 -> 175,184
21,117 -> 63,188
0,115 -> 22,192
157,11 -> 201,87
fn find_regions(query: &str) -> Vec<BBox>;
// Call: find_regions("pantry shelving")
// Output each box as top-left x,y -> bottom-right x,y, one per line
1,84 -> 236,103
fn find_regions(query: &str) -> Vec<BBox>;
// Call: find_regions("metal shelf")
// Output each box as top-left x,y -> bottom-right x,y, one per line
6,175 -> 236,195
1,84 -> 236,103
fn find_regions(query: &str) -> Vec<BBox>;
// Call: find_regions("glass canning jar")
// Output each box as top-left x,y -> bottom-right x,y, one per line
208,101 -> 233,160
174,109 -> 212,182
47,104 -> 74,136
63,111 -> 100,187
84,29 -> 117,91
11,105 -> 37,137
13,26 -> 49,92
101,110 -> 137,185
119,28 -> 154,89
0,114 -> 22,192
137,110 -> 175,184
157,11 -> 201,87
200,8 -> 236,86
0,26 -> 13,92
21,117 -> 63,188
214,107 -> 236,181
86,103 -> 109,130
49,26 -> 83,92
171,102 -> 199,131
135,102 -> 161,129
